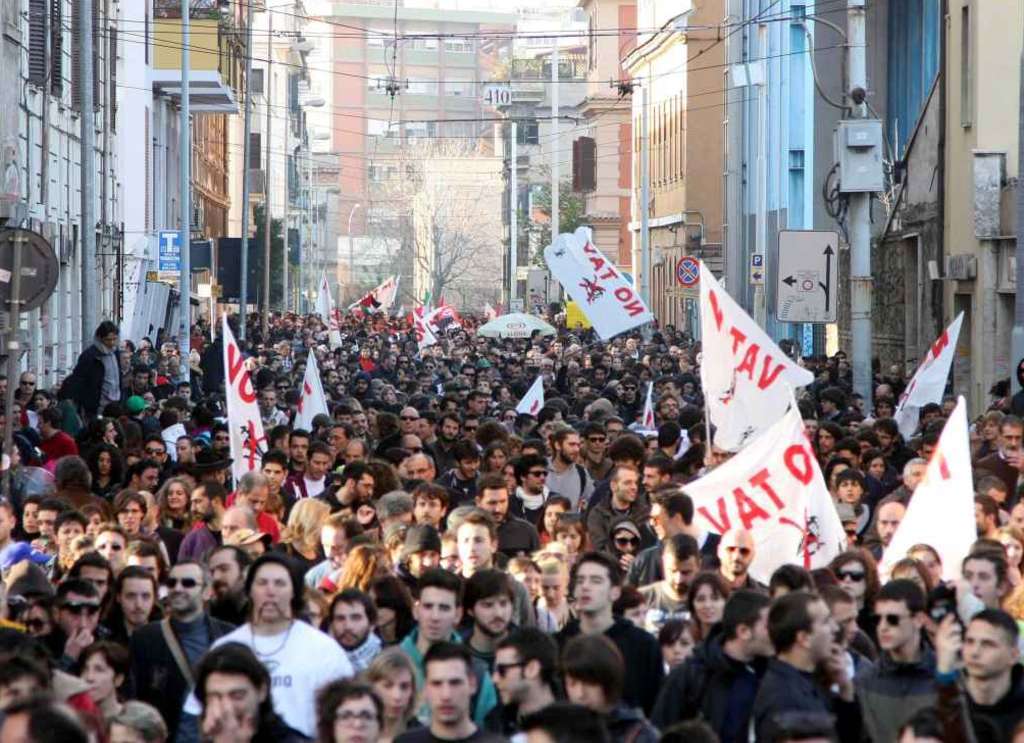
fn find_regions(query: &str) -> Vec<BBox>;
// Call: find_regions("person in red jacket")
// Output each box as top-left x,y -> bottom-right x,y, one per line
38,408 -> 78,464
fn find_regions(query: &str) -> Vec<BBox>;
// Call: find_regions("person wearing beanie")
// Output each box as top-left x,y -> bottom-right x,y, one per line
397,524 -> 442,594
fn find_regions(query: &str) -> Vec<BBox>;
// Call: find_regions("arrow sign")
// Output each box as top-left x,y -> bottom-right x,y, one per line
776,230 -> 839,324
819,244 -> 834,312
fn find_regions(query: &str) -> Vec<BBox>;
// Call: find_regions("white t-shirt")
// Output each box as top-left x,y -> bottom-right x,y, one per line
183,620 -> 353,736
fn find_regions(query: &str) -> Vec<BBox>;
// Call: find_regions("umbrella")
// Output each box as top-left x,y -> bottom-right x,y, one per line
477,313 -> 556,339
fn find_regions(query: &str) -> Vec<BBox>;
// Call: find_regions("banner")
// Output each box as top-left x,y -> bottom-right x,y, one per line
349,276 -> 399,315
413,308 -> 438,353
699,261 -> 814,452
317,272 -> 342,350
544,227 -> 653,339
880,397 -> 974,581
484,303 -> 497,321
222,317 -> 267,483
683,404 -> 846,583
893,313 -> 964,439
516,376 -> 545,416
295,350 -> 329,432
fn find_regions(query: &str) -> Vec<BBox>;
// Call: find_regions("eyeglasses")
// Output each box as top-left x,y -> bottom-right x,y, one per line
24,618 -> 47,632
145,448 -> 165,455
166,577 -> 200,589
60,602 -> 100,615
614,536 -> 639,547
528,470 -> 547,478
400,416 -> 419,422
335,710 -> 379,724
494,661 -> 526,677
100,542 -> 124,551
19,381 -> 35,387
837,570 -> 866,583
875,612 -> 908,627
725,547 -> 752,557
587,436 -> 607,444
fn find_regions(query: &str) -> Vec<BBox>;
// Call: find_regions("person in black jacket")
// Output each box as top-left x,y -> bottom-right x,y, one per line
130,561 -> 235,742
556,551 -> 664,714
60,321 -> 123,419
752,591 -> 861,743
651,590 -> 772,740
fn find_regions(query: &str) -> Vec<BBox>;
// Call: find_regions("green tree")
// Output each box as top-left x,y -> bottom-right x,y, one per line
525,169 -> 587,265
251,204 -> 292,308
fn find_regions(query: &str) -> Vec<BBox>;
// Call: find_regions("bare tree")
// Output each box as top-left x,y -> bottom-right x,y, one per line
367,139 -> 502,307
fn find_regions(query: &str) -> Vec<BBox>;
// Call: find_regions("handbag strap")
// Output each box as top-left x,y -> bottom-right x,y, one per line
160,618 -> 196,688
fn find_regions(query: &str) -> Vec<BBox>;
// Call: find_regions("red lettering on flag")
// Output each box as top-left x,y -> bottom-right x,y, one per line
698,500 -> 732,534
226,343 -> 257,404
930,331 -> 950,359
784,444 -> 814,485
708,290 -> 724,331
750,468 -> 784,510
734,488 -> 771,530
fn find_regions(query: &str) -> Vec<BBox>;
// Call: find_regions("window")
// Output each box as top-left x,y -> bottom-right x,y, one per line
960,4 -> 973,127
407,36 -> 439,51
517,120 -> 539,145
404,121 -> 428,137
445,79 -> 475,97
407,77 -> 437,95
367,28 -> 391,48
367,118 -> 392,137
444,38 -> 473,53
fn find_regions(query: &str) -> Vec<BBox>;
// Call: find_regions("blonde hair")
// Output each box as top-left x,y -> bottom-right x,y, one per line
281,499 -> 330,551
361,648 -> 419,724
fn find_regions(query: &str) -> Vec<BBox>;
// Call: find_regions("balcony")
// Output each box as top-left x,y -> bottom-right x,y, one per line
151,15 -> 240,113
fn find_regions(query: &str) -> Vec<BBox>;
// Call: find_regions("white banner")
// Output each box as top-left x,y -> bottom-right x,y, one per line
516,376 -> 545,416
641,382 -> 656,430
317,272 -> 342,350
295,350 -> 330,432
699,261 -> 814,451
544,227 -> 653,339
413,307 -> 438,353
880,397 -> 974,581
683,404 -> 846,583
893,313 -> 964,439
222,317 -> 267,483
484,302 -> 497,321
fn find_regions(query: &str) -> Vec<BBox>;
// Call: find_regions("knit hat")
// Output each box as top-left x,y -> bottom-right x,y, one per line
125,396 -> 147,415
403,525 -> 441,558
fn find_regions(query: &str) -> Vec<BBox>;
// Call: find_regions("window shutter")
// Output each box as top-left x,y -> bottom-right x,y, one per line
49,0 -> 62,97
109,24 -> 117,130
28,0 -> 47,85
71,0 -> 81,108
575,136 -> 596,192
249,133 -> 261,170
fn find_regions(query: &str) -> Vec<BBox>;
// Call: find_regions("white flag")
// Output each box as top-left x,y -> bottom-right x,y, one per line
641,382 -> 656,431
295,350 -> 329,432
349,276 -> 399,315
699,261 -> 814,452
893,313 -> 964,440
414,311 -> 437,353
683,403 -> 846,584
317,272 -> 342,350
516,376 -> 545,416
544,227 -> 653,339
484,303 -> 497,321
880,397 -> 975,581
222,316 -> 267,483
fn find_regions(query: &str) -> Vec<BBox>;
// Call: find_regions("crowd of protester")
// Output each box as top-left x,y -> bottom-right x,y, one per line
0,309 -> 1022,742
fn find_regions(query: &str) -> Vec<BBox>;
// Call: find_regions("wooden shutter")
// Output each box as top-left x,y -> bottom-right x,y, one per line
49,0 -> 62,96
28,0 -> 47,85
109,24 -> 117,130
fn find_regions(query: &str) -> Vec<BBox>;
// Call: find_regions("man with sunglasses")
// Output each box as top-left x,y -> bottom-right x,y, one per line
53,578 -> 107,671
580,423 -> 614,482
717,529 -> 765,592
853,579 -> 935,743
130,561 -> 234,742
489,628 -> 559,737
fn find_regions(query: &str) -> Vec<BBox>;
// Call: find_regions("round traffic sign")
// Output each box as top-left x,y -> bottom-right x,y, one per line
675,256 -> 700,288
0,229 -> 59,313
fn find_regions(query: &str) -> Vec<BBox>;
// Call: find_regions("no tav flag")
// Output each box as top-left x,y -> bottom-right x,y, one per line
295,350 -> 329,432
516,376 -> 545,416
880,396 -> 975,582
893,313 -> 964,440
699,261 -> 814,451
683,403 -> 846,584
222,316 -> 267,483
544,227 -> 652,339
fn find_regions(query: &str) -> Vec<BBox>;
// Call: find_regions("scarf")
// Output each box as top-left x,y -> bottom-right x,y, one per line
347,632 -> 383,672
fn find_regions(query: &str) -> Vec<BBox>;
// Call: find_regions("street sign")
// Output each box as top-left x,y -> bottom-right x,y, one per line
776,229 -> 839,323
158,230 -> 181,284
0,229 -> 59,312
675,256 -> 700,288
483,84 -> 512,107
749,253 -> 765,286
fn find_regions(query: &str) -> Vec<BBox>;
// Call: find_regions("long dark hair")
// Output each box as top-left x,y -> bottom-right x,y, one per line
86,442 -> 124,487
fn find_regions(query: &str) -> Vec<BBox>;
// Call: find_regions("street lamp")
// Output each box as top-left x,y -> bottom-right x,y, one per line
346,203 -> 362,301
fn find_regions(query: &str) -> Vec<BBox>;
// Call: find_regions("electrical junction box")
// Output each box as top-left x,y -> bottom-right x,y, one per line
835,119 -> 884,193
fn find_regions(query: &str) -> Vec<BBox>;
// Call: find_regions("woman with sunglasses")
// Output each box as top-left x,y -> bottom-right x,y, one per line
829,548 -> 882,640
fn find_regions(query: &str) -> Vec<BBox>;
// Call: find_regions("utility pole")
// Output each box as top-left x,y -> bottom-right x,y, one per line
847,0 -> 872,413
178,0 -> 191,384
1013,13 -> 1024,394
510,120 -> 518,307
639,82 -> 650,305
239,0 -> 254,340
261,10 -> 273,339
550,41 -> 559,242
80,0 -> 97,339
753,23 -> 768,327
